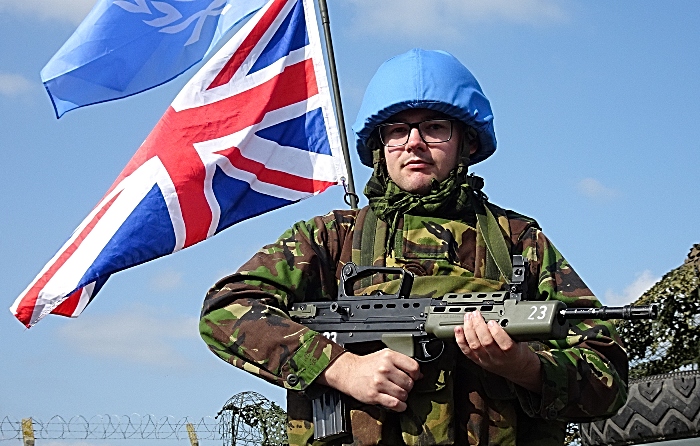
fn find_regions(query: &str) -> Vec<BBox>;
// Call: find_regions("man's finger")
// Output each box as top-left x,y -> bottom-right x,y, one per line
382,368 -> 416,394
487,319 -> 515,351
462,311 -> 482,350
378,395 -> 408,412
454,325 -> 472,356
386,349 -> 423,381
470,311 -> 496,350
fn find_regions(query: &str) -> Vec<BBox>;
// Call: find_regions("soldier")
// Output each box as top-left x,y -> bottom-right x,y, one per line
200,49 -> 628,445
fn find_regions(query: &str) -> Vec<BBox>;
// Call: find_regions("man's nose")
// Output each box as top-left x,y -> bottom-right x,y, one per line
405,127 -> 426,150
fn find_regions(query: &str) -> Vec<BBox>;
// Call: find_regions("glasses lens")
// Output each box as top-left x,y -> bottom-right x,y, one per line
378,119 -> 453,146
419,120 -> 452,143
379,123 -> 411,147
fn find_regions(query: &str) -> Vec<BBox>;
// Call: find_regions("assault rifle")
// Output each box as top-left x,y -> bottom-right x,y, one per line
289,256 -> 658,443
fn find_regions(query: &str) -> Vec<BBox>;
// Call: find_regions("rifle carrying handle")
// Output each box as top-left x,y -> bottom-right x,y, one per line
338,263 -> 414,300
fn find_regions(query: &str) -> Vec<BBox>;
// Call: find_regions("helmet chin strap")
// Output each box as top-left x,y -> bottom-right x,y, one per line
459,125 -> 478,169
455,148 -> 471,181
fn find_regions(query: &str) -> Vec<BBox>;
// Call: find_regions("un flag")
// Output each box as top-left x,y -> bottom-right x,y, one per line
41,0 -> 267,118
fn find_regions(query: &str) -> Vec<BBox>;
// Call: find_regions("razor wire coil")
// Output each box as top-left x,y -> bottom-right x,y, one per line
1,391 -> 288,445
0,414 -> 219,441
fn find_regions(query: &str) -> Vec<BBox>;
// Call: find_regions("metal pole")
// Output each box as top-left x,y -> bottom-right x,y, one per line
21,418 -> 35,446
186,422 -> 199,446
317,0 -> 359,209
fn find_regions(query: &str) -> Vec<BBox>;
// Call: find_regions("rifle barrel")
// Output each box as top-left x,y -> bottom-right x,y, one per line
561,304 -> 658,320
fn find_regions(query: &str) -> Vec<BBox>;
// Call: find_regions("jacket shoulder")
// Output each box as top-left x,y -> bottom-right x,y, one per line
503,208 -> 540,229
484,201 -> 541,242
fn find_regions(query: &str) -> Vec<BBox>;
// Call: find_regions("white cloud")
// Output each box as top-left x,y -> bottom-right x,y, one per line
459,0 -> 567,22
56,304 -> 200,368
0,0 -> 94,24
149,269 -> 183,292
0,73 -> 34,97
603,270 -> 659,306
344,0 -> 568,38
577,177 -> 620,201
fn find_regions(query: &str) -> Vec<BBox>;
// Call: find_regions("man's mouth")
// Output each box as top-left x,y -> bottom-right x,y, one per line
404,159 -> 432,168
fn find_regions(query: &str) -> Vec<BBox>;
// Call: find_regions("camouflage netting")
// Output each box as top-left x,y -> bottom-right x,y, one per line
216,391 -> 288,446
566,245 -> 700,445
615,244 -> 700,379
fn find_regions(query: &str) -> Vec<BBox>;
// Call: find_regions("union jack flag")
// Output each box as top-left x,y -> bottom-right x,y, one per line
11,0 -> 347,328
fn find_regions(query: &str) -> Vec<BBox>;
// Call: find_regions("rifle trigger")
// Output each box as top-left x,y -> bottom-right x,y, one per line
420,340 -> 432,359
416,339 -> 445,363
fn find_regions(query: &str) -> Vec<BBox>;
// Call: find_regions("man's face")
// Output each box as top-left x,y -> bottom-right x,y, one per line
381,108 -> 463,195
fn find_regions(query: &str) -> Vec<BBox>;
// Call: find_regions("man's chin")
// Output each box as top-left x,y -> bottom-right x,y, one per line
398,180 -> 434,195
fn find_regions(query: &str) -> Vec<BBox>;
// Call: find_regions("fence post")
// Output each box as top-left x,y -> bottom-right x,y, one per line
21,418 -> 35,446
186,422 -> 199,446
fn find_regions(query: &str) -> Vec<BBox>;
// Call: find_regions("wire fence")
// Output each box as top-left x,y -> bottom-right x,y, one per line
1,391 -> 288,445
0,414 -> 220,442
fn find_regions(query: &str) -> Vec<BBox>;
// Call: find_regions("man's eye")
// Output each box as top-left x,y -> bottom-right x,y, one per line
388,125 -> 409,135
425,121 -> 448,131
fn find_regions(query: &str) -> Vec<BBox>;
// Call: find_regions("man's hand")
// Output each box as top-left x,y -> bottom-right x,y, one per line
317,348 -> 423,412
454,310 -> 542,393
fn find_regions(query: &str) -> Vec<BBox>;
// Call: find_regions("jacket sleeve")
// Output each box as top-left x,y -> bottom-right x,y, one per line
199,211 -> 353,393
515,227 -> 629,422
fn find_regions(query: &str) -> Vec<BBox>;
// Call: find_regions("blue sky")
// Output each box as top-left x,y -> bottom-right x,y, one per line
1,1 -> 698,443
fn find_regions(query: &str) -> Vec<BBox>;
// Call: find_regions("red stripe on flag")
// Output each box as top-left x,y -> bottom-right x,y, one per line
101,59 -> 318,249
141,115 -> 210,248
217,145 -> 336,193
207,0 -> 289,90
110,59 -> 317,193
14,192 -> 122,327
181,59 -> 319,139
51,287 -> 84,317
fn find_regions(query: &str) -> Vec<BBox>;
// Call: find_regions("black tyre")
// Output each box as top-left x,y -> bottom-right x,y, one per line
579,370 -> 700,445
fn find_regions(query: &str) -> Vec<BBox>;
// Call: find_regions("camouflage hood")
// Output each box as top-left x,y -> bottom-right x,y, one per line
352,48 -> 497,167
364,148 -> 487,256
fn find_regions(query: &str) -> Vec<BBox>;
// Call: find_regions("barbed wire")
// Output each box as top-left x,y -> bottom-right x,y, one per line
0,414 -> 220,441
1,392 -> 287,445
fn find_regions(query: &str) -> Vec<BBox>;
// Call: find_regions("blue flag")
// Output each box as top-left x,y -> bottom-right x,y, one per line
41,0 -> 269,118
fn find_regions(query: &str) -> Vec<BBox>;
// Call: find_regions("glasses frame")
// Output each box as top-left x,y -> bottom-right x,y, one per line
377,119 -> 456,147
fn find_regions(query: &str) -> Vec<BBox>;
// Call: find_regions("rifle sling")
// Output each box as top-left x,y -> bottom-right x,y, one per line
474,202 -> 513,282
352,206 -> 383,289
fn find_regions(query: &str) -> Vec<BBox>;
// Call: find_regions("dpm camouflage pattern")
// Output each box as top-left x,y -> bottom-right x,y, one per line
200,205 -> 628,445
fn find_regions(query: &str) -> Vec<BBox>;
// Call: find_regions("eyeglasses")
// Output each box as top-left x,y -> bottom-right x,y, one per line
377,119 -> 455,147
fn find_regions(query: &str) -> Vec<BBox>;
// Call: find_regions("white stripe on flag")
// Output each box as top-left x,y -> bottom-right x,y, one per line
24,157 -> 183,318
173,1 -> 305,112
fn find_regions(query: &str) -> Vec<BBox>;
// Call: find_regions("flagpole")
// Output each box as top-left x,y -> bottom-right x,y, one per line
317,0 -> 359,210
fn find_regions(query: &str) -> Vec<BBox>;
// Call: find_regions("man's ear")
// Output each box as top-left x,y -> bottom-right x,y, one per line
469,138 -> 478,155
465,126 -> 479,155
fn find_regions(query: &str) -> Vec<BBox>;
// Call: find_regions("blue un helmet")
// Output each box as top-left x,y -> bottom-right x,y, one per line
352,49 -> 496,168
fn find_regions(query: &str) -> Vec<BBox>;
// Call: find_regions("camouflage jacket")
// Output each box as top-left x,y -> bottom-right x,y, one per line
200,205 -> 628,445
